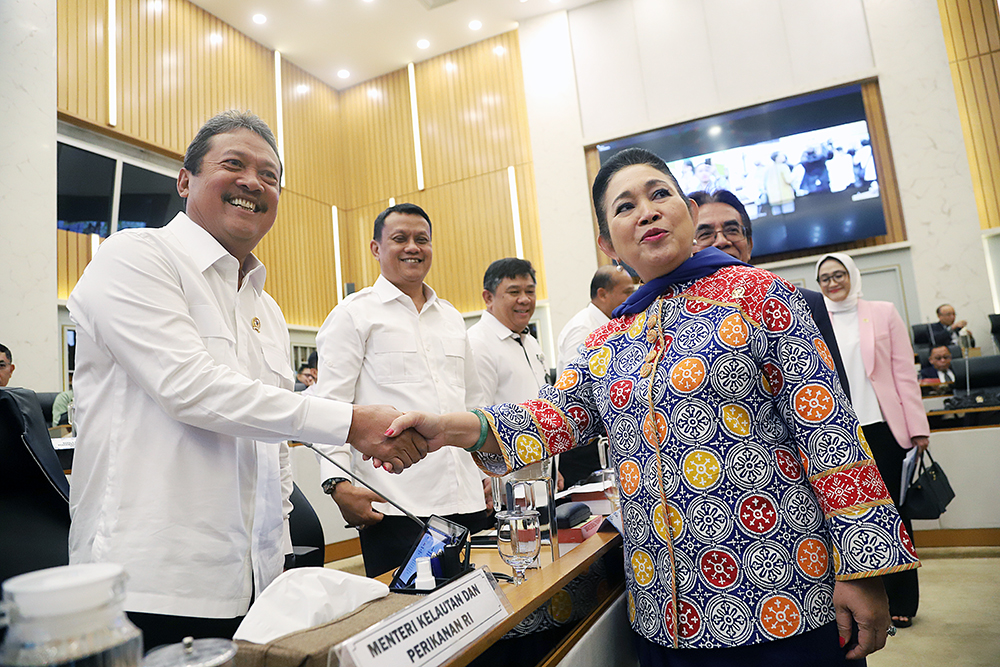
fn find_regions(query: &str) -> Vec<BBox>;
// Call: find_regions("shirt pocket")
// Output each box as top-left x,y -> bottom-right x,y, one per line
441,336 -> 467,389
370,332 -> 420,384
261,343 -> 294,389
190,304 -> 236,364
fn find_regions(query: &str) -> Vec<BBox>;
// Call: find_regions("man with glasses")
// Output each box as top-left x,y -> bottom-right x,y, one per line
690,189 -> 851,398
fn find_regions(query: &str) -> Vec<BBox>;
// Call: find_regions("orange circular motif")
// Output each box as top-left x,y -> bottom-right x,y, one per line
760,596 -> 801,638
721,404 -> 751,437
683,450 -> 722,489
670,358 -> 707,393
588,346 -> 612,377
718,313 -> 749,347
814,338 -> 835,372
793,384 -> 835,422
642,411 -> 668,446
548,590 -> 573,623
515,434 -> 544,463
618,460 -> 642,496
554,368 -> 579,390
653,503 -> 683,541
796,538 -> 829,578
631,549 -> 655,587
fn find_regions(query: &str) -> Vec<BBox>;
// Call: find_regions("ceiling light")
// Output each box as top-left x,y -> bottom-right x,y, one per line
493,46 -> 506,56
469,20 -> 482,30
708,125 -> 722,136
445,62 -> 457,72
209,33 -> 222,45
338,70 -> 350,79
367,88 -> 382,99
252,14 -> 266,24
296,84 -> 310,94
148,1 -> 163,12
417,39 -> 430,49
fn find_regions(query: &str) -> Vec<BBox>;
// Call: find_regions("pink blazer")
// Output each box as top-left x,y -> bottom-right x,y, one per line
857,299 -> 930,448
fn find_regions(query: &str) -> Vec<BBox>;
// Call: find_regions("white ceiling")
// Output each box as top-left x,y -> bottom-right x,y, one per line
188,0 -> 596,91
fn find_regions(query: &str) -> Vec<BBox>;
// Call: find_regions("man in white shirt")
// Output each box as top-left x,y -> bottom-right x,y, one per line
67,111 -> 424,648
555,265 -> 634,377
311,203 -> 489,578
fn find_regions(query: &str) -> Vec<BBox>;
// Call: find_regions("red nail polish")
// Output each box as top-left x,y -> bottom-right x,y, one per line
839,636 -> 846,648
384,428 -> 393,436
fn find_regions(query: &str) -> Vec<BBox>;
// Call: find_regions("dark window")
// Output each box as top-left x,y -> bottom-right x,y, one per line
57,144 -> 116,237
118,164 -> 184,230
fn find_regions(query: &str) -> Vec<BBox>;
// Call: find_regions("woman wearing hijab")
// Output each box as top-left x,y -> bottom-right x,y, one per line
388,148 -> 918,666
815,253 -> 929,629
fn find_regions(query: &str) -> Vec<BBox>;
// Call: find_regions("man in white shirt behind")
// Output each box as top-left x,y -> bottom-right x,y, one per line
555,265 -> 634,486
311,203 -> 489,578
67,111 -> 424,648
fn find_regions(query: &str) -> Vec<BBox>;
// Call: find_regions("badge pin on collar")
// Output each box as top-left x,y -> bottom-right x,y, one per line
251,317 -> 261,332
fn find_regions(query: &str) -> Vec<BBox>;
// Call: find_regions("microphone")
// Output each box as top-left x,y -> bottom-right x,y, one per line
303,442 -> 425,529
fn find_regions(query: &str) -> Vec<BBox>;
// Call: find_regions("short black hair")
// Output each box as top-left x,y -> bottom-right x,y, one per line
592,147 -> 688,241
297,363 -> 312,374
0,343 -> 10,363
483,258 -> 536,294
373,203 -> 432,242
688,189 -> 752,240
590,265 -> 625,299
307,350 -> 318,369
936,303 -> 953,316
184,110 -> 281,177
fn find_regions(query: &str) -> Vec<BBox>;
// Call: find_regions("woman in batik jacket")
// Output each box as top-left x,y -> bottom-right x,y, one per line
385,148 -> 918,667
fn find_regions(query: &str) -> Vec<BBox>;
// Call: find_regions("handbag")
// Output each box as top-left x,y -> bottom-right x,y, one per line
901,451 -> 955,520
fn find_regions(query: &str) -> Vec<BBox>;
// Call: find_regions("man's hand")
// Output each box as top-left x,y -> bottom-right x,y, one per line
833,577 -> 890,659
330,483 -> 385,528
349,405 -> 428,473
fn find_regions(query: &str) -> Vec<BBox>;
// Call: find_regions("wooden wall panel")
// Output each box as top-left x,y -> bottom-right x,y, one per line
513,163 -> 547,301
338,71 -> 416,209
338,204 -> 386,295
57,230 -> 94,301
254,191 -> 339,328
938,0 -> 1000,230
281,60 -> 343,207
116,0 -> 276,157
57,0 -> 108,126
415,32 -> 532,189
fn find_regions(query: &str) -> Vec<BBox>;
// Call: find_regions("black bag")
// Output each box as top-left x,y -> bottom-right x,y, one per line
902,451 -> 955,520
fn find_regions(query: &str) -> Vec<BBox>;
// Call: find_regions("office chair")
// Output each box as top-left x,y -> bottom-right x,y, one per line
288,482 -> 325,568
0,387 -> 71,584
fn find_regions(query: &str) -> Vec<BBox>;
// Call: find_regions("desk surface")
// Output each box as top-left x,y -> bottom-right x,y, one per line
376,530 -> 623,667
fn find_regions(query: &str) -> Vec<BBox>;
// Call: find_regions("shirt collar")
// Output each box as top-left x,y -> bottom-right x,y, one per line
374,274 -> 436,310
587,302 -> 611,324
479,310 -> 522,340
168,212 -> 267,294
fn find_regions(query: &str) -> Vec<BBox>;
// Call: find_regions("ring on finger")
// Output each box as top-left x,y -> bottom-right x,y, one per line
887,626 -> 897,637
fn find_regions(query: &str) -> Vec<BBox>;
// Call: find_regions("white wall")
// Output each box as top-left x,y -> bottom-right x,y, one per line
0,0 -> 60,390
519,0 -> 992,341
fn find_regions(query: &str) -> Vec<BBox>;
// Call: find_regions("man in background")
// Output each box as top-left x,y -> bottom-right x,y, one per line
294,363 -> 317,391
690,189 -> 851,399
0,344 -> 14,387
67,111 -> 422,647
311,203 -> 489,578
920,345 -> 956,383
555,265 -> 634,486
930,304 -> 974,347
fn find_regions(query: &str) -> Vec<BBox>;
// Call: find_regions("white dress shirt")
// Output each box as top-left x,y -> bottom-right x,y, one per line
829,308 -> 885,426
556,303 -> 610,377
67,213 -> 353,618
467,310 -> 547,405
311,275 -> 486,517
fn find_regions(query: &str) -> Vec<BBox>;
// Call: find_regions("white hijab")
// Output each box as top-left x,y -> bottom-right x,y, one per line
815,252 -> 862,313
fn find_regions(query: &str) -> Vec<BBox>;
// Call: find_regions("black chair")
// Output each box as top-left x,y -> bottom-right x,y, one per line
288,482 -> 325,568
34,392 -> 59,427
952,355 -> 1000,392
989,314 -> 1000,353
0,387 -> 71,584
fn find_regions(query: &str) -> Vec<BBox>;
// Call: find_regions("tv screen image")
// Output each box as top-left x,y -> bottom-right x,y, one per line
596,84 -> 887,258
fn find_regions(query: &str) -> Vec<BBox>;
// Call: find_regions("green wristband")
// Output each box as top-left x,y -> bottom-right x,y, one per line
466,409 -> 489,452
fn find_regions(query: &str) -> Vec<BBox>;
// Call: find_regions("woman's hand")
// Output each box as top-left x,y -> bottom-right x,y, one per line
911,436 -> 929,453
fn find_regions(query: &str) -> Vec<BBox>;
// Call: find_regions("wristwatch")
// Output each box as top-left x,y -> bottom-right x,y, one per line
322,477 -> 351,496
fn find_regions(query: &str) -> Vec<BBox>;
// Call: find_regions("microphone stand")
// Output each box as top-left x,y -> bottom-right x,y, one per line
303,442 -> 425,529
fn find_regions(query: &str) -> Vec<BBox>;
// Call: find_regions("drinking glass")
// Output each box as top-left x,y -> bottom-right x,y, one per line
602,467 -> 620,512
495,510 -> 541,585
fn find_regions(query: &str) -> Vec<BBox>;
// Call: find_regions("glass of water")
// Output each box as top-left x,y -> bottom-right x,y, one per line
495,510 -> 541,585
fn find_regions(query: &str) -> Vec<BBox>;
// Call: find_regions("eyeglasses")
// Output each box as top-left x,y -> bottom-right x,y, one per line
817,270 -> 848,285
694,225 -> 745,246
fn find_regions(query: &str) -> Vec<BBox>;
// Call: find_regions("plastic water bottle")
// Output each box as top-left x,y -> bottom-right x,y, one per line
0,564 -> 142,667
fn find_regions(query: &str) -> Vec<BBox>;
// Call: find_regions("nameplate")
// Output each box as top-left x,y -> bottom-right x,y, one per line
337,568 -> 509,667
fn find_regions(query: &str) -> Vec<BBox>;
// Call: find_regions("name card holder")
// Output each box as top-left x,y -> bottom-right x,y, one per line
335,567 -> 511,667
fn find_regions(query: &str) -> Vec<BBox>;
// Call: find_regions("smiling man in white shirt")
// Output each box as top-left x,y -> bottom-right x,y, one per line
311,203 -> 489,578
67,111 -> 424,648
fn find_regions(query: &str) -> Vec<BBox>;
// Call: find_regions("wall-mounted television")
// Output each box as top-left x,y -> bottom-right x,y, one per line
596,84 -> 886,259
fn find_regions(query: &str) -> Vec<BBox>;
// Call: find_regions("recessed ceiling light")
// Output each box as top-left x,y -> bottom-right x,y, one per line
209,33 -> 222,45
445,62 -> 457,72
338,70 -> 350,79
363,0 -> 374,3
149,1 -> 163,12
417,39 -> 430,49
252,14 -> 266,24
493,46 -> 506,56
708,125 -> 722,136
296,84 -> 310,94
367,88 -> 382,99
469,20 -> 482,30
